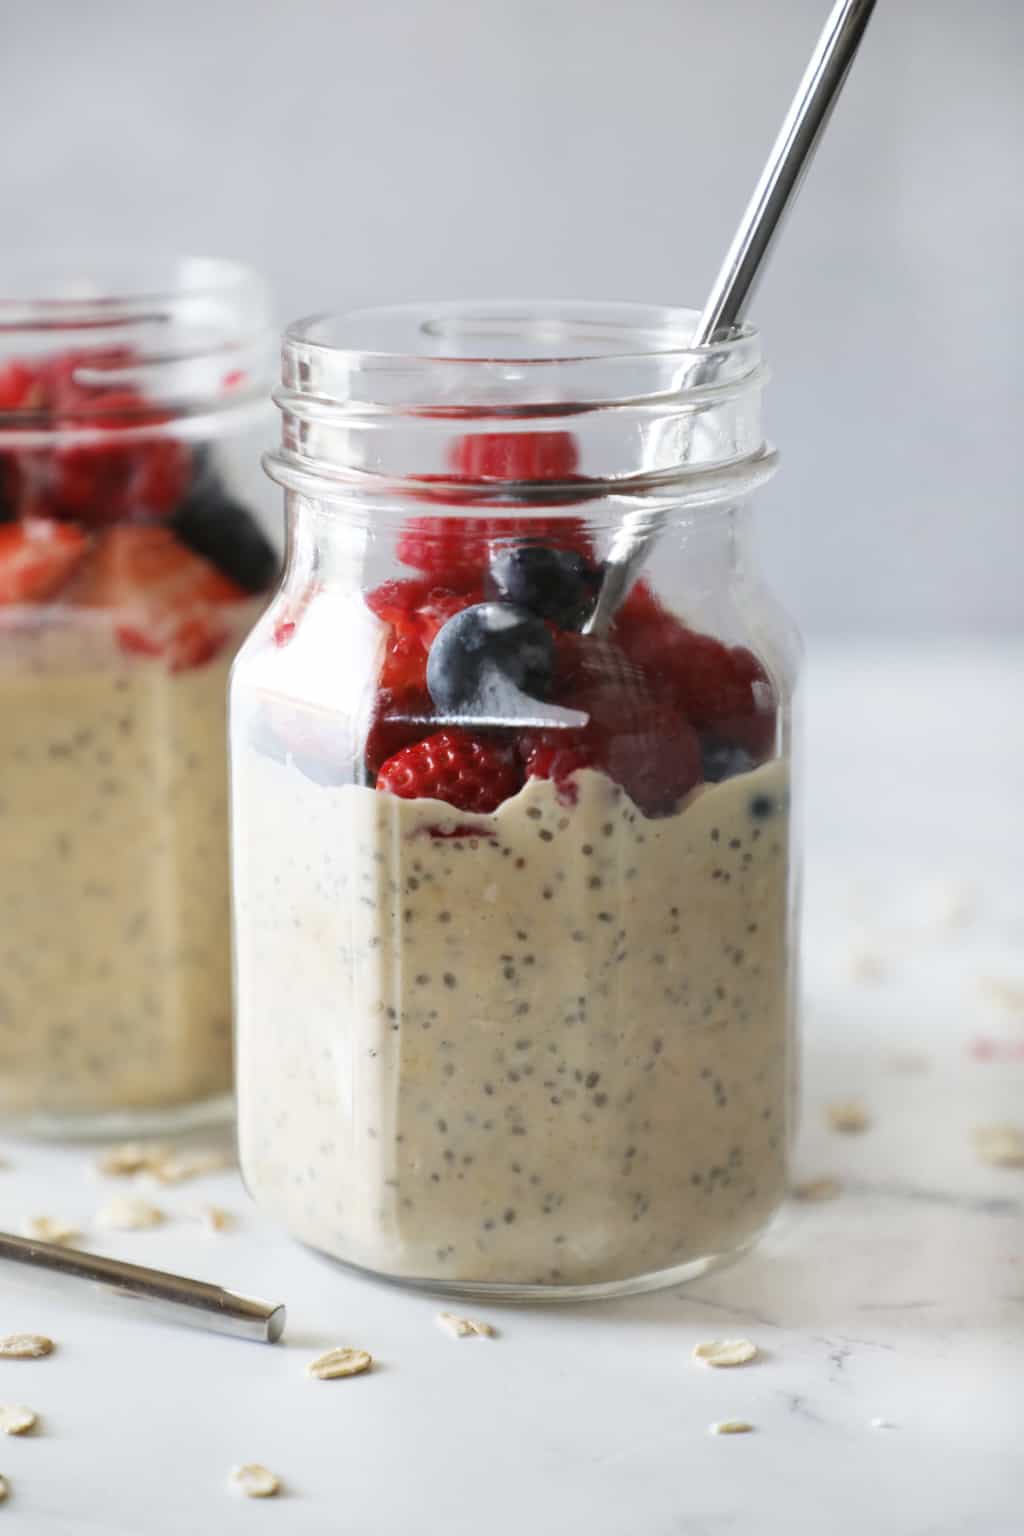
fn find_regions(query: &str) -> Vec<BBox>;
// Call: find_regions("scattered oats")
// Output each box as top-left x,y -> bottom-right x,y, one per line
96,1197 -> 165,1231
710,1420 -> 754,1435
0,1336 -> 53,1360
869,1417 -> 896,1429
21,1216 -> 80,1247
306,1346 -> 373,1380
973,1124 -> 1024,1168
693,1338 -> 758,1368
0,1406 -> 36,1436
95,1143 -> 169,1177
230,1464 -> 280,1499
885,1050 -> 931,1074
0,1473 -> 8,1501
148,1149 -> 231,1185
791,1177 -> 841,1203
849,948 -> 887,983
436,1312 -> 496,1339
978,977 -> 1024,1017
826,1099 -> 870,1134
191,1205 -> 235,1233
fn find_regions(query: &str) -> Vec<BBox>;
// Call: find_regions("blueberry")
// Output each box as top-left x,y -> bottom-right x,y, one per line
700,738 -> 756,784
171,458 -> 279,594
427,602 -> 554,719
489,544 -> 599,629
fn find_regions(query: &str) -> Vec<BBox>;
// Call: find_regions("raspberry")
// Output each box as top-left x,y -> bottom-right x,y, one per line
366,577 -> 433,632
613,593 -> 775,757
576,682 -> 702,817
396,430 -> 587,587
447,431 -> 579,482
520,735 -> 597,804
396,516 -> 591,589
376,729 -> 520,813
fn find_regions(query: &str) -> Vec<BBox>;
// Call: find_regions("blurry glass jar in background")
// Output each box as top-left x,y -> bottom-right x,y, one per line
0,257 -> 278,1135
231,301 -> 801,1299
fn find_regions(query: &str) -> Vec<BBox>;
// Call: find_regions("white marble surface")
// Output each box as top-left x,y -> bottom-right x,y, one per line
1,642 -> 1022,1535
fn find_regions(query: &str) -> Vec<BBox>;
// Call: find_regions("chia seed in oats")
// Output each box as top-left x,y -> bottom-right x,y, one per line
234,710 -> 792,1290
0,610 -> 258,1126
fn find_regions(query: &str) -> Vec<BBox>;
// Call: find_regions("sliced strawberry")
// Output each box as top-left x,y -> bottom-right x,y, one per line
376,728 -> 520,813
366,577 -> 433,634
368,579 -> 482,696
64,525 -> 245,669
448,431 -> 579,483
413,583 -> 484,645
380,629 -> 428,693
365,685 -> 434,776
0,518 -> 89,604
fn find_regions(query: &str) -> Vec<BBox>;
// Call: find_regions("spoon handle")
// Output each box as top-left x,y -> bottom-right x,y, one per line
693,0 -> 877,347
584,0 -> 877,635
0,1230 -> 286,1345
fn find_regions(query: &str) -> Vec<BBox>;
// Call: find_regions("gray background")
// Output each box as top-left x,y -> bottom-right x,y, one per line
4,0 -> 1020,637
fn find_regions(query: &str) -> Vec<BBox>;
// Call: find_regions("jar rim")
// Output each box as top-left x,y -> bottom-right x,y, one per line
284,299 -> 758,372
0,253 -> 268,330
0,253 -> 273,436
272,299 -> 771,500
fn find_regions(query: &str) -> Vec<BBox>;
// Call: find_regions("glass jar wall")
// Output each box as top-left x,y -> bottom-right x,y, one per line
230,301 -> 801,1298
0,256 -> 277,1135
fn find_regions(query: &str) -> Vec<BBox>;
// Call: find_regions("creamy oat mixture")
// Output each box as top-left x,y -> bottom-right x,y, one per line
233,702 -> 794,1289
0,611 -> 256,1125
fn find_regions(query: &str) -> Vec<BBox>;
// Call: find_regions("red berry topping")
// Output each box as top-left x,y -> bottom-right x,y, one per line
396,516 -> 590,589
0,517 -> 89,604
572,680 -> 703,817
1,348 -> 192,527
521,735 -> 597,804
613,588 -> 775,757
367,578 -> 483,698
447,431 -> 579,482
380,628 -> 428,693
365,685 -> 434,776
63,525 -> 245,670
376,729 -> 520,814
0,360 -> 44,412
394,429 -> 587,587
366,576 -> 433,632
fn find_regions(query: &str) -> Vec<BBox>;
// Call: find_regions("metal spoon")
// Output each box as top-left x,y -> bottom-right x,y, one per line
0,1230 -> 286,1344
583,0 -> 878,635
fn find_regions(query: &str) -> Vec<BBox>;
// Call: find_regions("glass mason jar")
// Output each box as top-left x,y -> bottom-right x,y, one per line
231,301 -> 801,1299
0,256 -> 278,1136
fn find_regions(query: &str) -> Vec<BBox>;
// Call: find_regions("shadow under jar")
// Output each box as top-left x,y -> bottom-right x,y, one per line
0,256 -> 279,1136
231,301 -> 802,1299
